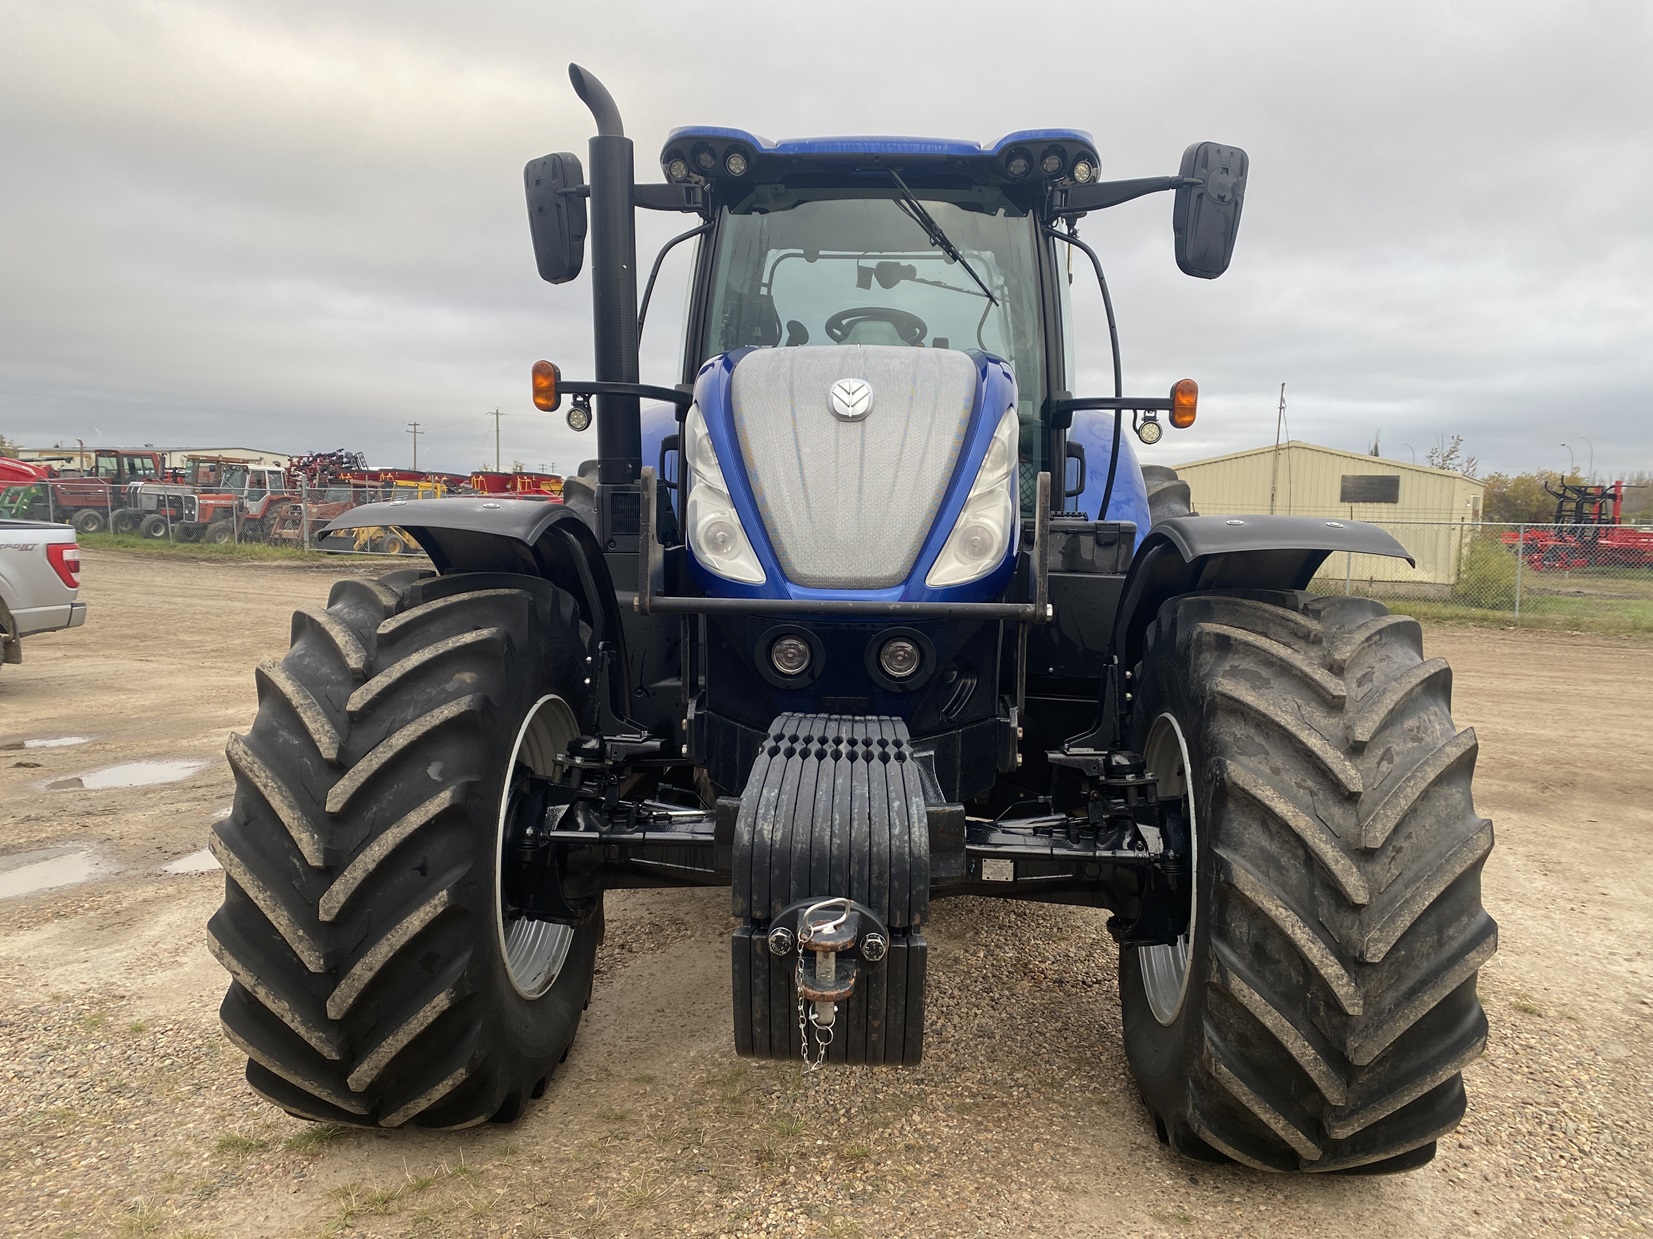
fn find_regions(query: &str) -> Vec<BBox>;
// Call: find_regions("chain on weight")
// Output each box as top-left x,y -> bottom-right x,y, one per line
796,954 -> 836,1073
794,896 -> 849,1074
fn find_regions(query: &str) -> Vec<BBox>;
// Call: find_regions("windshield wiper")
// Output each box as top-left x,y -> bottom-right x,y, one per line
887,169 -> 998,306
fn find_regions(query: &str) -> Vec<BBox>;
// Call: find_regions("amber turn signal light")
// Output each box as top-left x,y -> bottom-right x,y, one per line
531,360 -> 561,412
1169,378 -> 1198,428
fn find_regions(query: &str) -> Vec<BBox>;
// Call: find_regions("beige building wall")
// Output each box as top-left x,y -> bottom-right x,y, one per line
1174,441 -> 1486,586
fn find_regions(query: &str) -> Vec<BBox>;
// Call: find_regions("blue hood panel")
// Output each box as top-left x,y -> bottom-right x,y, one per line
687,349 -> 1021,604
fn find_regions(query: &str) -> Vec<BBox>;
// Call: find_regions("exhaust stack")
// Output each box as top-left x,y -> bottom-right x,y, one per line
569,64 -> 642,502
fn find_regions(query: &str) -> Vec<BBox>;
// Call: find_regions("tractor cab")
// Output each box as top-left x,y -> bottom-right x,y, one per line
659,131 -> 1154,553
679,137 -> 1068,495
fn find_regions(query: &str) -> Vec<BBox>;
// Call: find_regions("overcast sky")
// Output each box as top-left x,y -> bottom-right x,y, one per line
2,0 -> 1648,478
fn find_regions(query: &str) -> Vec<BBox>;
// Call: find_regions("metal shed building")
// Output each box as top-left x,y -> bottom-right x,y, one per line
1172,441 -> 1486,586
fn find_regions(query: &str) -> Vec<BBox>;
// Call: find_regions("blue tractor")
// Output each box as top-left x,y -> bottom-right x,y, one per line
209,66 -> 1495,1173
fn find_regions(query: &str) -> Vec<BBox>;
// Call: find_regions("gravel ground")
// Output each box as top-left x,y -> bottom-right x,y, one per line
0,549 -> 1649,1237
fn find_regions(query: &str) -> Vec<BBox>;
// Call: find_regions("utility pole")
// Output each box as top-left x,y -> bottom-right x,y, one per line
1268,383 -> 1286,515
407,421 -> 422,470
488,409 -> 505,471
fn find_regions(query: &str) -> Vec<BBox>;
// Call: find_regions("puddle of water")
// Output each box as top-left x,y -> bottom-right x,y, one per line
161,848 -> 221,875
1,736 -> 92,751
0,849 -> 102,899
48,759 -> 207,791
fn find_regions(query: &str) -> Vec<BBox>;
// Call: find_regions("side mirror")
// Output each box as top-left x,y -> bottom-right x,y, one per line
1173,143 -> 1248,279
524,152 -> 589,284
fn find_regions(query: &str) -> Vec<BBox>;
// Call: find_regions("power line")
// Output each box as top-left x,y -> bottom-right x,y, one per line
406,421 -> 422,469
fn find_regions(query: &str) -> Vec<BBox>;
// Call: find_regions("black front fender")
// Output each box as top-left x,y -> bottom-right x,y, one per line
1112,515 -> 1414,669
324,496 -> 628,685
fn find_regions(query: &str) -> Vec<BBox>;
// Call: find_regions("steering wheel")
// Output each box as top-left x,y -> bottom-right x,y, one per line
823,306 -> 929,345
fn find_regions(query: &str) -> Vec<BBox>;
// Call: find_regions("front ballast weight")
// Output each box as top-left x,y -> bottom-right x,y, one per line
732,715 -> 930,1066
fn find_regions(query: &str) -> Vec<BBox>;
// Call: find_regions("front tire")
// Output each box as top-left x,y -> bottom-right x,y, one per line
208,569 -> 600,1128
1120,590 -> 1495,1172
72,508 -> 106,534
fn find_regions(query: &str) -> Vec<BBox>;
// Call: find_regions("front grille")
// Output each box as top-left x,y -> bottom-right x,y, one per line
729,346 -> 976,589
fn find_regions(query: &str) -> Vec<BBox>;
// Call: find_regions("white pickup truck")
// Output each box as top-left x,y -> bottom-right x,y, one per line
0,519 -> 86,668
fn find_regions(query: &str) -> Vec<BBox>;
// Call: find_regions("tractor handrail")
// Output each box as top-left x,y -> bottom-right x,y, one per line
639,595 -> 1042,619
561,379 -> 693,410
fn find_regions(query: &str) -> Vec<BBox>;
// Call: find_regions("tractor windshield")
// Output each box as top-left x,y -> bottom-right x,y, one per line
704,189 -> 1046,419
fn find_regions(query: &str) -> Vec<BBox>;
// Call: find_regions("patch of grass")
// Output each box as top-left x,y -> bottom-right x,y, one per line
28,1105 -> 81,1130
126,1020 -> 150,1034
1511,994 -> 1546,1016
707,1065 -> 755,1116
771,1115 -> 805,1137
214,1132 -> 270,1156
1360,592 -> 1653,635
78,531 -> 326,561
115,1199 -> 168,1238
81,1010 -> 110,1031
597,1108 -> 631,1123
282,1122 -> 353,1154
841,1143 -> 873,1161
617,1177 -> 669,1210
326,1182 -> 407,1233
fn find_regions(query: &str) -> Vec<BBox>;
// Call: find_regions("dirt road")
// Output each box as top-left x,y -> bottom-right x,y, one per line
1,549 -> 1649,1237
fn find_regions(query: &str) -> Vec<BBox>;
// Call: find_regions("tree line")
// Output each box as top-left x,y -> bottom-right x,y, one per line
1483,470 -> 1653,523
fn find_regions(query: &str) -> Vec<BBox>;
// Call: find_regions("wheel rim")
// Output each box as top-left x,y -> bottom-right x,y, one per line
494,694 -> 579,999
1138,711 -> 1198,1026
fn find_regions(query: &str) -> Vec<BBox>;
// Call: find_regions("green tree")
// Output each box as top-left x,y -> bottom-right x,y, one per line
1452,534 -> 1518,610
1482,471 -> 1567,523
0,430 -> 18,458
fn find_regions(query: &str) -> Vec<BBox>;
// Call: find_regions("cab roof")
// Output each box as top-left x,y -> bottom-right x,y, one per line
659,127 -> 1100,194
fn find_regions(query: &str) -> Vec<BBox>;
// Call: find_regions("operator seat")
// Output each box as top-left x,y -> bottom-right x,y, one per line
838,319 -> 914,346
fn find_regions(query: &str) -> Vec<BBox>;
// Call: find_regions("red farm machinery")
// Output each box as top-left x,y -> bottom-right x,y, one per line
1502,480 -> 1653,571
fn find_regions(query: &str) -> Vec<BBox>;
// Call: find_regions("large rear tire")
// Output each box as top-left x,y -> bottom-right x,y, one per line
1120,589 -> 1495,1172
1142,464 -> 1195,524
208,569 -> 600,1128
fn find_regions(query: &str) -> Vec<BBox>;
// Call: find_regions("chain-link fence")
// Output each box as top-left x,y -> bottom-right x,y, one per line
10,476 -> 1648,627
1308,520 -> 1653,632
0,477 -> 425,556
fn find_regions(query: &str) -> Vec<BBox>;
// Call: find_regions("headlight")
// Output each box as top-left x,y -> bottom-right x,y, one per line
683,403 -> 765,585
926,407 -> 1019,588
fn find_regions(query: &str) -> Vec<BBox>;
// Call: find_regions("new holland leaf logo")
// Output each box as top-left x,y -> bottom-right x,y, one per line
827,378 -> 874,421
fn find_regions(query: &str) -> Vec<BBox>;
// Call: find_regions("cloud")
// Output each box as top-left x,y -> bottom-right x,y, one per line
2,0 -> 1648,477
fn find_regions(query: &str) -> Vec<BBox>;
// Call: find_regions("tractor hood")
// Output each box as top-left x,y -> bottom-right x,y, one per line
683,345 -> 1021,603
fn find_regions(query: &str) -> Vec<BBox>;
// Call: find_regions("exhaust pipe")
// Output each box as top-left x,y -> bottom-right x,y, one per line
569,64 -> 642,498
